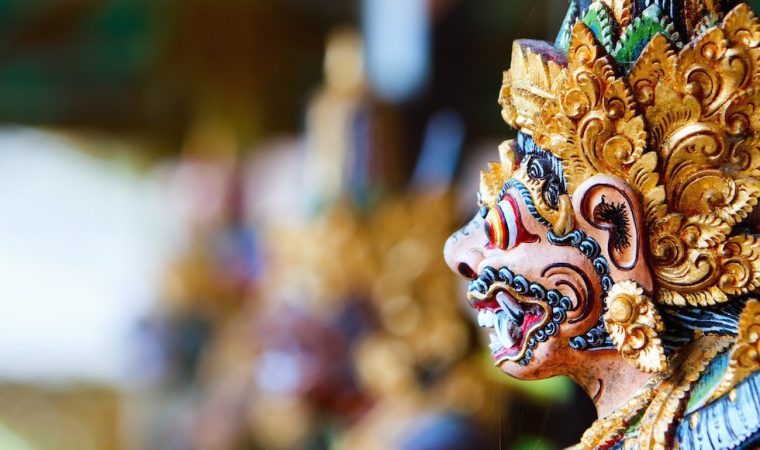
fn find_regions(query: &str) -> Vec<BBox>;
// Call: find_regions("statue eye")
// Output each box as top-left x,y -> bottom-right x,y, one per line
484,195 -> 524,250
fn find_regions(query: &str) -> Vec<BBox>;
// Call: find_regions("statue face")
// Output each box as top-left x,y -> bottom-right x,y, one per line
444,137 -> 653,380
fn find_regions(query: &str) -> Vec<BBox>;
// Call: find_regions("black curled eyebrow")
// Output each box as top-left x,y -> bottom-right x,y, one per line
498,179 -> 551,227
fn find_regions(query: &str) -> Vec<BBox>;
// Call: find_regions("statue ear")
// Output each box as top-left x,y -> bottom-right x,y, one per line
572,176 -> 651,288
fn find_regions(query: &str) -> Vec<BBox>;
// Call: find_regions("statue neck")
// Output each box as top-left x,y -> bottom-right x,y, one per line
568,349 -> 656,419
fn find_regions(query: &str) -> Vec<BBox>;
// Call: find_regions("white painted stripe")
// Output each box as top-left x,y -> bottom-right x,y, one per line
501,200 -> 517,249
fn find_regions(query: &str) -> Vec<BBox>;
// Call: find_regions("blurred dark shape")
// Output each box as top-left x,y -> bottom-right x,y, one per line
410,109 -> 465,192
136,314 -> 207,390
251,304 -> 373,419
400,414 -> 490,450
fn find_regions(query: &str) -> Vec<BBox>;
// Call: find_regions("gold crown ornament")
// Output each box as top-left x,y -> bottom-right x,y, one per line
489,1 -> 760,309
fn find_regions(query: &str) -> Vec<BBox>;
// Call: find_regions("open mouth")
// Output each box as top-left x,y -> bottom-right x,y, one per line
467,270 -> 551,365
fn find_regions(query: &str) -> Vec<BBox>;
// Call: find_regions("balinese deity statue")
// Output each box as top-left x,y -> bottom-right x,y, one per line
444,0 -> 760,448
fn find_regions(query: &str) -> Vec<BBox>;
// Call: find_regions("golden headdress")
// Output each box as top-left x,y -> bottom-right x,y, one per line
489,1 -> 760,308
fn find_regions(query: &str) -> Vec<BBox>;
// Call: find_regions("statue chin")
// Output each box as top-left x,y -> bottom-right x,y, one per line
443,1 -> 760,448
495,346 -> 559,381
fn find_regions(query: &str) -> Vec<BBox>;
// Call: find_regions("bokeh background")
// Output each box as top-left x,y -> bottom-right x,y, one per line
4,0 -> 756,449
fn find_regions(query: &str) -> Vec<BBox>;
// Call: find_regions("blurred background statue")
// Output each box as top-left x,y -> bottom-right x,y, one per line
193,26 -> 498,450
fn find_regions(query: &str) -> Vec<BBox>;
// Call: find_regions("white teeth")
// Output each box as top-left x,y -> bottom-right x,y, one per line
508,318 -> 522,341
477,309 -> 496,328
477,293 -> 529,354
494,311 -> 514,348
484,310 -> 495,327
489,332 -> 501,352
493,310 -> 523,350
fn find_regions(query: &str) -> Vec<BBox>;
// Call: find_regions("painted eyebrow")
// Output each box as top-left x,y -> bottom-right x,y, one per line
499,179 -> 551,227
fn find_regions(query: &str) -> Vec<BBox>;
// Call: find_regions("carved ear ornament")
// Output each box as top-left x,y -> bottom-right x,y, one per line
604,280 -> 668,373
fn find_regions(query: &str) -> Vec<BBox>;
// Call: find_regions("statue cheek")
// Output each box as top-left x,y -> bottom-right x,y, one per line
540,259 -> 603,331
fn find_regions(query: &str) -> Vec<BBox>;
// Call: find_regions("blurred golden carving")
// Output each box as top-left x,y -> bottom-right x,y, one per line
604,281 -> 667,373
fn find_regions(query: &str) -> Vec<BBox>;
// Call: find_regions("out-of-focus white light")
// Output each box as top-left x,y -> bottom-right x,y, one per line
255,351 -> 303,394
0,128 -> 185,385
362,0 -> 430,102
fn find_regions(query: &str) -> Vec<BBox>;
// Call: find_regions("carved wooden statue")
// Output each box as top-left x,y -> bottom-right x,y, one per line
443,1 -> 760,448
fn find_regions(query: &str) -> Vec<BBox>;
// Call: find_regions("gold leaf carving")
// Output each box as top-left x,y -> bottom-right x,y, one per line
675,28 -> 756,118
709,299 -> 760,402
720,87 -> 760,135
635,7 -> 760,306
604,281 -> 667,373
479,141 -> 517,208
497,3 -> 760,308
718,235 -> 760,296
730,135 -> 760,178
627,152 -> 666,225
499,40 -> 566,137
653,234 -> 760,306
636,334 -> 734,450
553,22 -> 646,192
723,3 -> 760,48
628,34 -> 677,107
600,0 -> 632,28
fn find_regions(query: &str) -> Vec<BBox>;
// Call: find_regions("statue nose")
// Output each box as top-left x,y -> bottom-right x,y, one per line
443,216 -> 485,280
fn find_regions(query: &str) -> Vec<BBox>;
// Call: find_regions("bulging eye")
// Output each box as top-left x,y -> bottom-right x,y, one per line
483,195 -> 531,250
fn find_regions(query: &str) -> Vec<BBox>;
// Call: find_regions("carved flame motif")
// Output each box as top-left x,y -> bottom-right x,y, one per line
604,281 -> 667,373
601,0 -> 632,28
499,40 -> 566,141
637,4 -> 760,306
497,3 -> 760,308
552,21 -> 647,193
710,298 -> 760,401
479,141 -> 515,208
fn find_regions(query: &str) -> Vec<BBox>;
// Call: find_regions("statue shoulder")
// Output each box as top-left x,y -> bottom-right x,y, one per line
675,367 -> 760,450
673,299 -> 760,449
611,329 -> 760,450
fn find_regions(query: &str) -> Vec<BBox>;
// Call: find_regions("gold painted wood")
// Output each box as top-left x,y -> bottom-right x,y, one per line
709,299 -> 760,401
497,3 -> 760,308
575,335 -> 733,449
604,281 -> 667,373
635,335 -> 733,450
600,0 -> 632,28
